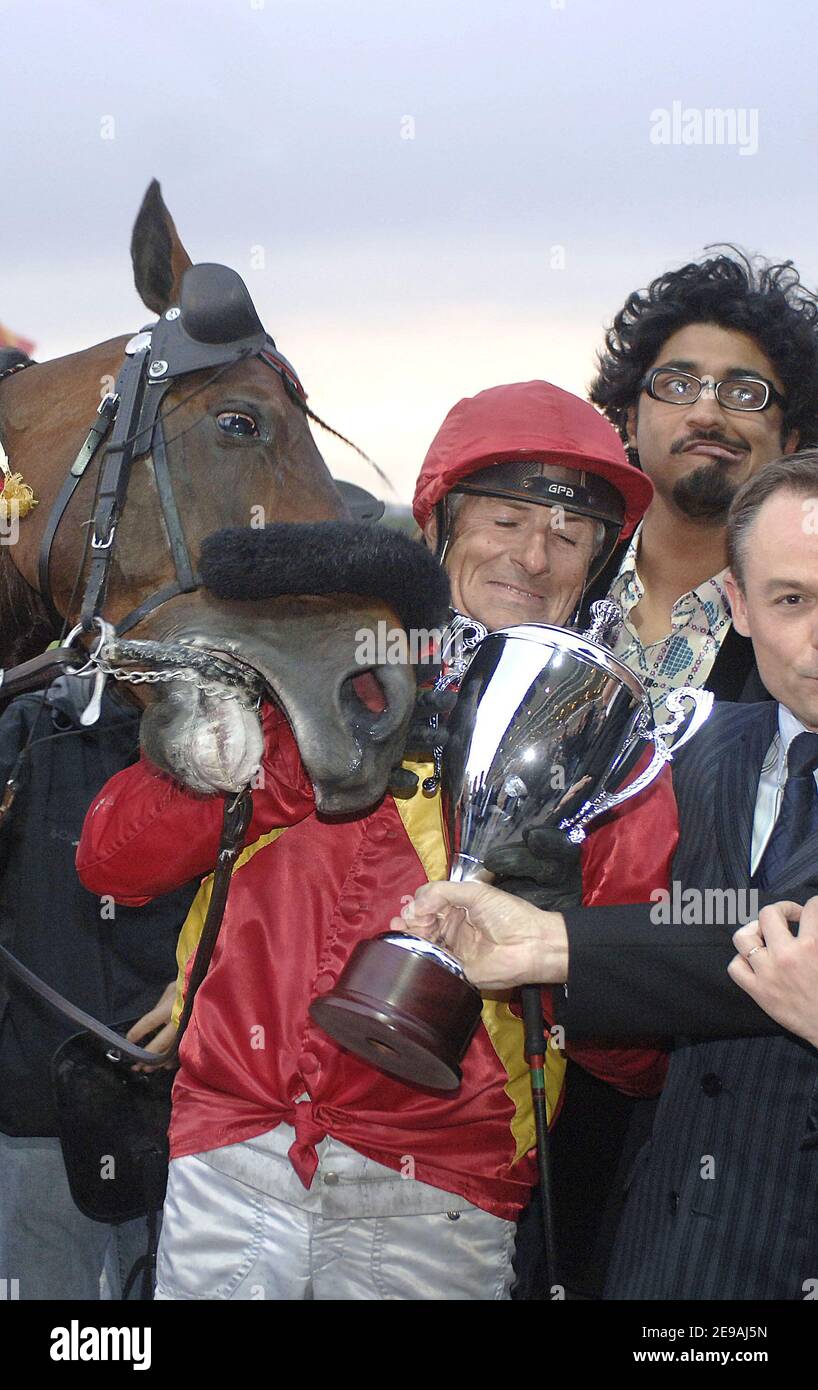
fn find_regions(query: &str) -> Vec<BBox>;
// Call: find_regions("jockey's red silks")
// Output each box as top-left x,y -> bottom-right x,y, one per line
78,704 -> 675,1221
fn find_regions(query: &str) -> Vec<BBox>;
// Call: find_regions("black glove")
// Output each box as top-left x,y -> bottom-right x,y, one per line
483,827 -> 583,911
402,685 -> 458,759
387,678 -> 458,798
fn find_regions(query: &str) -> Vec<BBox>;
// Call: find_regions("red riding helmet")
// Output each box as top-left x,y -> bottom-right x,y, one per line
413,380 -> 653,581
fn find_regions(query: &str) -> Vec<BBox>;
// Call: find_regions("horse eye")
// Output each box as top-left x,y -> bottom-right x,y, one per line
216,411 -> 259,438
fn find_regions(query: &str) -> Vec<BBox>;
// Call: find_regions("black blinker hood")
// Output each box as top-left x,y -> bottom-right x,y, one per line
180,263 -> 264,344
146,264 -> 267,380
200,522 -> 452,636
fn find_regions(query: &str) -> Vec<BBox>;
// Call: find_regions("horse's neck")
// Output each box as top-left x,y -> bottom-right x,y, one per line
0,375 -> 60,667
0,545 -> 54,669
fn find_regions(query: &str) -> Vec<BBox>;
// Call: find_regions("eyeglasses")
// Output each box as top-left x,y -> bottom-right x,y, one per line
641,368 -> 786,413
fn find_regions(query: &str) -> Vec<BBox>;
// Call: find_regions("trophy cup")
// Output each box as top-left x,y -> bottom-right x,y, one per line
309,603 -> 713,1090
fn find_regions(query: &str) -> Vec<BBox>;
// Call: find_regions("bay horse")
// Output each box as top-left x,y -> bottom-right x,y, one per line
0,183 -> 446,813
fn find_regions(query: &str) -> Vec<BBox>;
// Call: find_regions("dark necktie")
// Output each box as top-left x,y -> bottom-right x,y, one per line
754,731 -> 818,890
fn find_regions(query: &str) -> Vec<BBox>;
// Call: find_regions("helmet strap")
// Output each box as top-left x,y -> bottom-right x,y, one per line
433,498 -> 452,564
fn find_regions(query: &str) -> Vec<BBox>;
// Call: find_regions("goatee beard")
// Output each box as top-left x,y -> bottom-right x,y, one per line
671,466 -> 739,522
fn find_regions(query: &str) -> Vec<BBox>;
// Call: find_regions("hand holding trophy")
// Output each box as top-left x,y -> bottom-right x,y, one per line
310,602 -> 712,1089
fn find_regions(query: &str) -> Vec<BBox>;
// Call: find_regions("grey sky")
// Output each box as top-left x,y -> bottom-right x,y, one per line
2,0 -> 817,498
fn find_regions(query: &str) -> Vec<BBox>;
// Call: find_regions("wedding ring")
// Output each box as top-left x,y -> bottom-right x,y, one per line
746,945 -> 765,960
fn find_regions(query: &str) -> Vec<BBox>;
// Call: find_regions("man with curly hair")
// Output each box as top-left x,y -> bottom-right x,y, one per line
586,252 -> 818,718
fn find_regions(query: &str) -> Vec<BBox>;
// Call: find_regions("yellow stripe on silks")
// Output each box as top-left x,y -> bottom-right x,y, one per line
480,1001 -> 565,1161
395,765 -> 566,1163
172,826 -> 288,1026
394,760 -> 449,881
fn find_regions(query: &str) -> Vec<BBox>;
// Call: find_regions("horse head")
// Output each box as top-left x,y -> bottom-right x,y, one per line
0,182 -> 447,813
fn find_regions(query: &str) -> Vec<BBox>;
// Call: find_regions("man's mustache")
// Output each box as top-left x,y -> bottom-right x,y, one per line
670,431 -> 750,459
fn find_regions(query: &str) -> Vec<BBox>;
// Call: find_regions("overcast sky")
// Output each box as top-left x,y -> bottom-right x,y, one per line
2,0 -> 817,500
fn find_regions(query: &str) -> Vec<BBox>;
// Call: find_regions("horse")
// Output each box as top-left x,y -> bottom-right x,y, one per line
0,182 -> 446,814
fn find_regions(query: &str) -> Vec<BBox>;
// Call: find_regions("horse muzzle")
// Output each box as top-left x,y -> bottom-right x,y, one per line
138,522 -> 450,813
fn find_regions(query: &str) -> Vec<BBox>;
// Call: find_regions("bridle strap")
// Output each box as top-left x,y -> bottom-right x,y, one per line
147,414 -> 198,597
80,349 -> 149,630
4,326 -> 311,656
114,579 -> 200,638
36,360 -> 199,639
0,788 -> 253,1066
75,338 -> 304,635
259,344 -> 307,400
37,393 -> 119,631
0,643 -> 86,701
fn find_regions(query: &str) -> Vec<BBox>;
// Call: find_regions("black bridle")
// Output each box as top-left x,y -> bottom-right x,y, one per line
0,274 -> 316,1077
0,262 -> 311,695
45,293 -> 306,635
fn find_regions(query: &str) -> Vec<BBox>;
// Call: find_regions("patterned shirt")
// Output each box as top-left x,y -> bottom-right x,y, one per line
606,522 -> 733,736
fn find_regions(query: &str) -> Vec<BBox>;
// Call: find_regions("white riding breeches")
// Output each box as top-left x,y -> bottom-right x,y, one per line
154,1122 -> 516,1301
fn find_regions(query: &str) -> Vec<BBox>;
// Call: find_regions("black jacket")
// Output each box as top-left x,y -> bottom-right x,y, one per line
558,701 -> 818,1039
528,549 -> 770,1297
562,702 -> 818,1300
0,687 -> 199,1136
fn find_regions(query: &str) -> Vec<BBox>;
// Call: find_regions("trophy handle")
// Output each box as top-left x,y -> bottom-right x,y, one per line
658,684 -> 715,753
422,612 -> 489,795
558,686 -> 714,843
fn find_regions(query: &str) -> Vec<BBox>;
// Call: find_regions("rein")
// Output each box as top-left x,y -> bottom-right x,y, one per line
0,788 -> 253,1066
0,264 -> 396,1130
0,299 -> 309,1075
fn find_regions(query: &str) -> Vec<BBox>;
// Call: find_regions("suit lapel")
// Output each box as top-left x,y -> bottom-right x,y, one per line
765,828 -> 818,895
714,705 -> 778,889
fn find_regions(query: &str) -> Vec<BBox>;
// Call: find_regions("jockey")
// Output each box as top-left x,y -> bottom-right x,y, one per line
77,380 -> 675,1301
415,378 -> 641,613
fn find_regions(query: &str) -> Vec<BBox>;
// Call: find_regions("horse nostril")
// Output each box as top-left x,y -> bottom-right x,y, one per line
350,671 -> 387,715
339,663 -> 411,747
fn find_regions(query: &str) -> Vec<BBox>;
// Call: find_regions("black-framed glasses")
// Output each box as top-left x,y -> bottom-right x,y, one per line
641,368 -> 787,413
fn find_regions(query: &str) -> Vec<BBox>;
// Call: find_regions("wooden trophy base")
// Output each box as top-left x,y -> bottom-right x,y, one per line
309,933 -> 483,1090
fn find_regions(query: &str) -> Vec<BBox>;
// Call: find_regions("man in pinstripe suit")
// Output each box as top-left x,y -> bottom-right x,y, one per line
399,451 -> 818,1300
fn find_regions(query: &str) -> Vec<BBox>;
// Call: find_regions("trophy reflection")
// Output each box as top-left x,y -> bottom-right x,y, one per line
310,603 -> 712,1090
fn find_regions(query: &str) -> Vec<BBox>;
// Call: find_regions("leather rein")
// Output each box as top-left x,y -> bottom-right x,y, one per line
0,302 -> 305,1064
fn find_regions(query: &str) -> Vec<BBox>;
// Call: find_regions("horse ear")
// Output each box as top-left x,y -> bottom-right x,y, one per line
131,180 -> 194,316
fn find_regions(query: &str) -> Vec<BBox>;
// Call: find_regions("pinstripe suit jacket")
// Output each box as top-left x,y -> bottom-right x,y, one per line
606,701 -> 818,1301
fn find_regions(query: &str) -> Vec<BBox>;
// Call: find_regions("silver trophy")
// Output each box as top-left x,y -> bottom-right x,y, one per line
310,603 -> 712,1089
442,600 -> 712,880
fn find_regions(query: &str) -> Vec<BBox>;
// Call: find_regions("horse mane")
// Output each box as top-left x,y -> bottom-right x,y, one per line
0,546 -> 57,672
